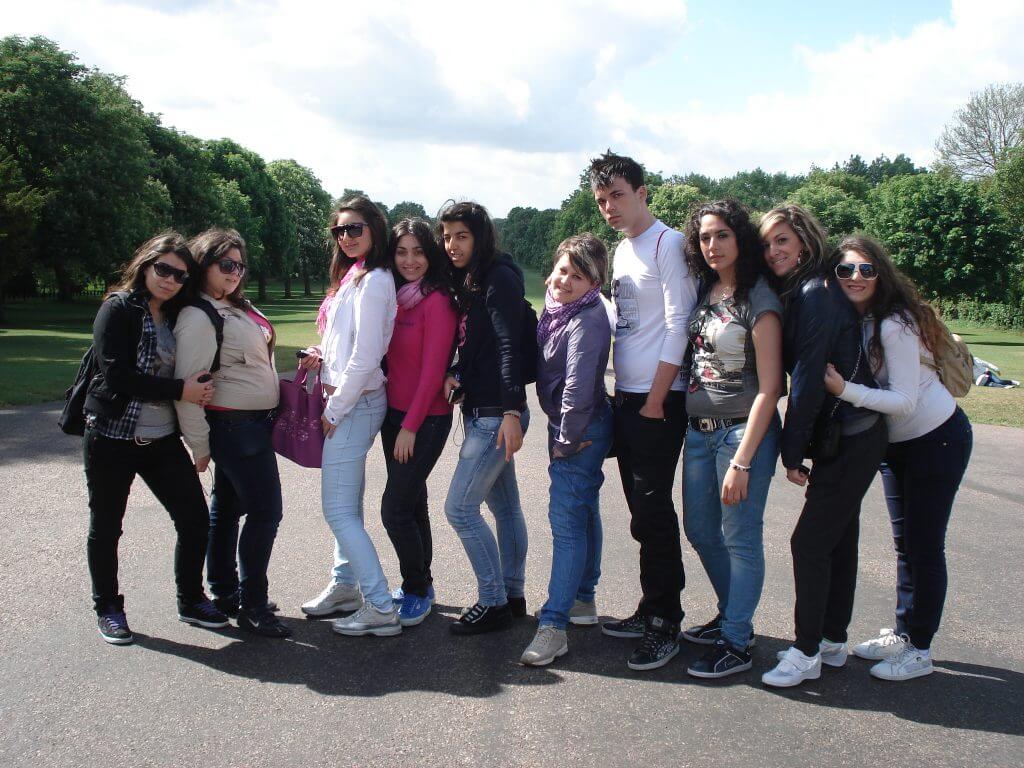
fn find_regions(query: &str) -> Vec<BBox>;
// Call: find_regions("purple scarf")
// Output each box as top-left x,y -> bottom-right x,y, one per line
537,285 -> 601,346
397,278 -> 428,311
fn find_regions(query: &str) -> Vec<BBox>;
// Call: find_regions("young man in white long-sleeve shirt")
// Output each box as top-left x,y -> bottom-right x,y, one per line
591,151 -> 698,671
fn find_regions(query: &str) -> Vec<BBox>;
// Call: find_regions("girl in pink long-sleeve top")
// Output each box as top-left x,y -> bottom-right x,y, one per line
380,218 -> 459,627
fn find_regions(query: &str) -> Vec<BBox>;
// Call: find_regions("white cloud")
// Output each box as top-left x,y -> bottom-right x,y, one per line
2,0 -> 1021,215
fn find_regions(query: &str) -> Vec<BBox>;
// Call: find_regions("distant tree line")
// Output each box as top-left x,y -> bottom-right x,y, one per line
2,37 -> 1022,327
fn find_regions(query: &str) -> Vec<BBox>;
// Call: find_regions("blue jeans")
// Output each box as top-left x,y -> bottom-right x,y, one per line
539,405 -> 613,629
207,410 -> 283,611
682,415 -> 780,649
321,388 -> 391,611
444,409 -> 531,606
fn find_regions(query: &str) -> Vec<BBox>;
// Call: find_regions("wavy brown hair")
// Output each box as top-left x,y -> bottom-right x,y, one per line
685,199 -> 765,302
833,234 -> 945,371
759,204 -> 830,300
106,232 -> 195,316
327,195 -> 390,291
189,228 -> 250,309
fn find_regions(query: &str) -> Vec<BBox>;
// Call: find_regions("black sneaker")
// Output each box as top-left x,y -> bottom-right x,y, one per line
97,611 -> 134,645
237,608 -> 293,638
450,602 -> 512,635
213,591 -> 279,618
602,610 -> 645,639
681,614 -> 723,645
687,639 -> 753,679
507,596 -> 527,618
178,598 -> 230,629
627,617 -> 680,671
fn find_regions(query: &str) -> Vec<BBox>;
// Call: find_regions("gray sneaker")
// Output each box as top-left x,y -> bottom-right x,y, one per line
331,604 -> 401,637
301,582 -> 362,616
520,626 -> 568,666
568,600 -> 599,626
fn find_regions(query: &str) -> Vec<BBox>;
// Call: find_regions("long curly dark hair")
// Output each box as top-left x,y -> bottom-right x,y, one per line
388,217 -> 459,311
685,199 -> 765,302
833,235 -> 946,371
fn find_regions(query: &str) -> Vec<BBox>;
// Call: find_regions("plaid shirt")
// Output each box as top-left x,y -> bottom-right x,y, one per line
90,308 -> 158,440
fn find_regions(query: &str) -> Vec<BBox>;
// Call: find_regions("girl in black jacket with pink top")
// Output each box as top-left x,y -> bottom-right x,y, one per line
83,233 -> 222,645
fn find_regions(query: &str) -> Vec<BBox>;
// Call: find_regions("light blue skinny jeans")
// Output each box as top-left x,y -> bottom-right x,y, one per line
682,414 -> 780,649
321,387 -> 392,612
444,409 -> 531,607
539,403 -> 613,630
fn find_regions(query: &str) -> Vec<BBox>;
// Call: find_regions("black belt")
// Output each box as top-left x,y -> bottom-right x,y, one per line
206,408 -> 274,422
613,390 -> 684,407
463,406 -> 524,418
688,416 -> 747,433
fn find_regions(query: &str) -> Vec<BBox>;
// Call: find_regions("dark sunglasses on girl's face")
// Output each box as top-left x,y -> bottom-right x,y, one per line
835,262 -> 878,280
152,261 -> 189,284
331,223 -> 365,239
216,258 -> 247,276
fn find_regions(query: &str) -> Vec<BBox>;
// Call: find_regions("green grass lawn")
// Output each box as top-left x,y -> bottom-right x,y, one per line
3,271 -> 1022,428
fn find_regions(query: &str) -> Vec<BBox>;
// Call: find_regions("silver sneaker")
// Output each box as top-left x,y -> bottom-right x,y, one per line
568,600 -> 599,626
520,626 -> 568,666
301,582 -> 362,616
869,639 -> 933,681
776,638 -> 847,667
852,628 -> 905,660
331,604 -> 401,637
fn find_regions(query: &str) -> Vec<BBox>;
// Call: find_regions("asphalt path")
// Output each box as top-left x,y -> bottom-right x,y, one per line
1,394 -> 1022,768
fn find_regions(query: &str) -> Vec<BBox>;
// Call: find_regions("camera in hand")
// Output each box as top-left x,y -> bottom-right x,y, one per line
197,373 -> 212,383
446,386 -> 464,405
296,350 -> 309,359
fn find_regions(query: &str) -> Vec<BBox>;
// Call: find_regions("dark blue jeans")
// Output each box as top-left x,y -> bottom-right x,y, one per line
380,409 -> 453,597
880,407 -> 972,650
207,410 -> 283,611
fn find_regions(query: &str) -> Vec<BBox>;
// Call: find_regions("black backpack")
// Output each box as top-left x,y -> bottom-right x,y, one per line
189,298 -> 225,373
58,345 -> 96,436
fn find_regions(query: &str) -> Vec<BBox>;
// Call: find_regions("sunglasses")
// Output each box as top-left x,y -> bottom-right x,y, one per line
331,223 -> 365,239
216,258 -> 247,276
152,261 -> 189,284
835,262 -> 877,280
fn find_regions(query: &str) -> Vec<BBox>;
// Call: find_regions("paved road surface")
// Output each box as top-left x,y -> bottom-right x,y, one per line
1,395 -> 1021,767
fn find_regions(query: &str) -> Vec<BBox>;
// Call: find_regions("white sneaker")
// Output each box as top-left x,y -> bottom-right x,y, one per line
301,582 -> 362,616
520,626 -> 569,666
852,628 -> 905,660
568,600 -> 599,626
778,638 -> 847,667
870,641 -> 933,681
762,646 -> 822,688
331,604 -> 401,637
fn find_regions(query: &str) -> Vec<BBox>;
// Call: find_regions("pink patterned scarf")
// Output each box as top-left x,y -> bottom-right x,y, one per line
315,258 -> 365,335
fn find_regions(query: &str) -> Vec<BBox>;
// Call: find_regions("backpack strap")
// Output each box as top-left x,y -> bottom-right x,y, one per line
190,298 -> 225,373
653,228 -> 667,272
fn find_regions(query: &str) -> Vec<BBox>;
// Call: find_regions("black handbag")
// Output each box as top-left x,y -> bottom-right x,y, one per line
807,345 -> 862,463
58,345 -> 96,436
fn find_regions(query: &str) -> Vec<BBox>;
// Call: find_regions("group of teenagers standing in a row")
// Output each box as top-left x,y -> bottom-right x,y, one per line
80,151 -> 972,689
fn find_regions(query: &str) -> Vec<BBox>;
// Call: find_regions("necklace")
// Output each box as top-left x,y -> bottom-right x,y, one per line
711,284 -> 736,303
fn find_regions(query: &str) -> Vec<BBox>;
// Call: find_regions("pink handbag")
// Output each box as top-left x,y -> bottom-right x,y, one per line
272,366 -> 325,468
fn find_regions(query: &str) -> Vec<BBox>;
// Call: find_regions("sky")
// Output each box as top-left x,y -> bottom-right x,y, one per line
2,0 -> 1023,216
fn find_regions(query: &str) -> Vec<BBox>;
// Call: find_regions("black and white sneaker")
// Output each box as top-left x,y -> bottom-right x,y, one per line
627,617 -> 680,671
687,639 -> 753,679
238,608 -> 293,638
97,611 -> 134,645
681,615 -> 757,648
450,602 -> 512,636
602,610 -> 646,639
178,598 -> 230,629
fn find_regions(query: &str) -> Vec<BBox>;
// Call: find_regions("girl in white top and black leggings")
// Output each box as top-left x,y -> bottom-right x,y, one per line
824,235 -> 972,682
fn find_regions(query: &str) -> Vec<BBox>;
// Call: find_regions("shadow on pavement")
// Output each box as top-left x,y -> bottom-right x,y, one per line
134,614 -> 1023,737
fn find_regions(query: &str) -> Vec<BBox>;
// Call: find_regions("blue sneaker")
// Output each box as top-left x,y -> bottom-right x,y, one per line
391,585 -> 435,607
399,593 -> 432,627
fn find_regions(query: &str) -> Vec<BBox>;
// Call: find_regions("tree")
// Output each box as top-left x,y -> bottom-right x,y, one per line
145,123 -> 225,235
548,188 -> 618,256
790,182 -> 866,239
648,183 -> 702,230
715,168 -> 804,211
268,159 -> 333,296
993,147 -> 1024,301
0,36 -> 171,299
0,148 -> 46,319
389,201 -> 428,223
935,82 -> 1024,179
864,173 -> 1013,300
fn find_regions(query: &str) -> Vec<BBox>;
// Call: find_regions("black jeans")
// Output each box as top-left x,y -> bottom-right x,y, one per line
380,408 -> 453,597
83,428 -> 209,614
207,410 -> 283,611
612,390 -> 687,624
791,417 -> 888,656
880,407 -> 972,649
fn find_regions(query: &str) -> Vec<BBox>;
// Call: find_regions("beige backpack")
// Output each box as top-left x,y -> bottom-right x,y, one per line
923,321 -> 974,398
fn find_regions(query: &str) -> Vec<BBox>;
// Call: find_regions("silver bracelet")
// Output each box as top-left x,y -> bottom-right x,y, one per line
729,461 -> 751,472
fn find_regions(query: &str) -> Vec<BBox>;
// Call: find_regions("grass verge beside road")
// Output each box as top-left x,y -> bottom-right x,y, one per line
2,272 -> 1021,428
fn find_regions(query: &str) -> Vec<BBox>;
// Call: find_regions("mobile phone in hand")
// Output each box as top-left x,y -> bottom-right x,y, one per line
197,373 -> 212,383
296,350 -> 309,359
446,385 -> 463,405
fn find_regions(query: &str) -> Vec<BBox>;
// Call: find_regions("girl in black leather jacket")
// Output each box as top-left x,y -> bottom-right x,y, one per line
757,205 -> 888,688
